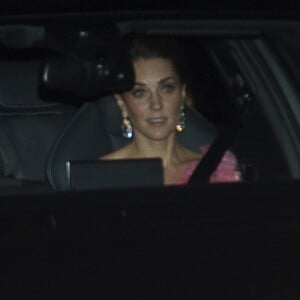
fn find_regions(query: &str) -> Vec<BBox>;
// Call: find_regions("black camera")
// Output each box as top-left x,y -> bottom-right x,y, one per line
39,27 -> 134,103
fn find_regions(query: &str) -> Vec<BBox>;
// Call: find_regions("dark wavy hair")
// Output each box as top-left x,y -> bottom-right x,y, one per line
123,33 -> 186,82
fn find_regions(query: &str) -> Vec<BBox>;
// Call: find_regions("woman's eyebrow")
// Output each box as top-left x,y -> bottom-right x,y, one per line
134,76 -> 177,86
159,76 -> 177,84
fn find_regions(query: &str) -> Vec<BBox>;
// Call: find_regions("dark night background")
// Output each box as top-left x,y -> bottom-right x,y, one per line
0,0 -> 299,16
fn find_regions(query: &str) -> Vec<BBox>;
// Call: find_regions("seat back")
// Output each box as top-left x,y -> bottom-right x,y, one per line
0,58 -> 76,182
46,95 -> 217,190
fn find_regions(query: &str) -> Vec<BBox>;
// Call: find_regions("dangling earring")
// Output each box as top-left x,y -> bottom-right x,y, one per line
122,110 -> 133,139
176,104 -> 185,133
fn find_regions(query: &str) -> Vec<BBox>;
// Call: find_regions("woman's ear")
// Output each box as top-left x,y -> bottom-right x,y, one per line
181,83 -> 187,104
181,83 -> 187,103
114,93 -> 126,111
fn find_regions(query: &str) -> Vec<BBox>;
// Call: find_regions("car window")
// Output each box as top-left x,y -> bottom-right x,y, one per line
1,12 -> 300,299
0,18 -> 299,194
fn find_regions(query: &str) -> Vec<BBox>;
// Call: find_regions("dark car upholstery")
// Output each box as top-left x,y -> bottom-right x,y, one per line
46,95 -> 218,190
0,59 -> 217,189
0,51 -> 217,189
0,59 -> 76,182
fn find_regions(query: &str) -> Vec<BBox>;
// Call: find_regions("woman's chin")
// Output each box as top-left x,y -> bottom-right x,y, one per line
147,130 -> 174,141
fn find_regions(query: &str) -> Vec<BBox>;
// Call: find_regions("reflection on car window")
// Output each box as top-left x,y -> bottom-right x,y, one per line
0,23 -> 297,193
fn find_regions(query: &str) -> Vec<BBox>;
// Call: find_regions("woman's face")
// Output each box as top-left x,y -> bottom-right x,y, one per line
116,57 -> 186,141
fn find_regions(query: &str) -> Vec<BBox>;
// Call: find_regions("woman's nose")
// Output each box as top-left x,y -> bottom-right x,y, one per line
149,91 -> 163,110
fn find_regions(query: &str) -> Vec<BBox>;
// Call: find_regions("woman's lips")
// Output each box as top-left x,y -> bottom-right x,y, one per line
147,117 -> 166,126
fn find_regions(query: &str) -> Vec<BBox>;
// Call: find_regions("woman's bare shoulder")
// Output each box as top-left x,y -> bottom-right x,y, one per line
182,147 -> 203,162
99,146 -> 130,160
99,152 -> 119,160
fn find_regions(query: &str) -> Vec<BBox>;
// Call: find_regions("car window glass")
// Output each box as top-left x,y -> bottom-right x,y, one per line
0,23 -> 298,193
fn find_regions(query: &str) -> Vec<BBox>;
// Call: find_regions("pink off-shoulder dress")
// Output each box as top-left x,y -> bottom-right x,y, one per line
176,145 -> 241,185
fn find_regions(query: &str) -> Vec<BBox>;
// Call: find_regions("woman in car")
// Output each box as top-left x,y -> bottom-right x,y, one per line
100,34 -> 241,185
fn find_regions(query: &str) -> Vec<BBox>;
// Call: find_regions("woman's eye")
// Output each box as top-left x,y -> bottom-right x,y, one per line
161,84 -> 175,93
131,88 -> 146,98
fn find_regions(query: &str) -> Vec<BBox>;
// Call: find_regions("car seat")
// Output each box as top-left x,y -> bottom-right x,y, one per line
46,95 -> 218,190
0,58 -> 76,183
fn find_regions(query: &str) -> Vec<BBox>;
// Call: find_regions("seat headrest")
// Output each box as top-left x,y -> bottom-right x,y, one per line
96,95 -> 123,137
0,59 -> 59,109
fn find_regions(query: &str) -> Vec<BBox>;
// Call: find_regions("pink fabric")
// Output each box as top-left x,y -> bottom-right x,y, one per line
176,145 -> 241,184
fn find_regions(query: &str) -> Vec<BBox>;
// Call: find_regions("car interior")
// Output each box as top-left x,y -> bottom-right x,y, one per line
0,51 -> 75,183
0,18 -> 297,194
1,12 -> 300,299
